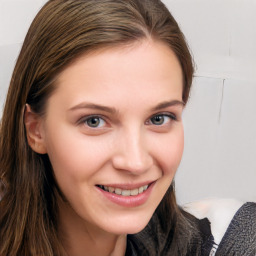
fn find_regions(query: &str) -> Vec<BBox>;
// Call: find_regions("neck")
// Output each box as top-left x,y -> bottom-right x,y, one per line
57,198 -> 127,256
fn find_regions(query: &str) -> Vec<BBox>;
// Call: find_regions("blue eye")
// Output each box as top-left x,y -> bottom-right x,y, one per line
85,116 -> 105,128
150,114 -> 174,125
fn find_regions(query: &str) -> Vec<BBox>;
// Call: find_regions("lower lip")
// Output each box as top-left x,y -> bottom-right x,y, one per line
96,182 -> 155,207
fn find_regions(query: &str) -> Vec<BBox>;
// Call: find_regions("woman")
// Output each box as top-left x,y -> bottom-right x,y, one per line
0,0 -> 255,255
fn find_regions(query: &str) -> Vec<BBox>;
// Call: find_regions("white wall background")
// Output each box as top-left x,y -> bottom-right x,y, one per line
0,0 -> 255,204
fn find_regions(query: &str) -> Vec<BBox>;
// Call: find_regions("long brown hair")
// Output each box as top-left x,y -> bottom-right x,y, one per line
0,0 -> 195,255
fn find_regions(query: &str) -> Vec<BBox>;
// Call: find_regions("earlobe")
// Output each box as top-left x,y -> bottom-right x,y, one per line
24,104 -> 47,154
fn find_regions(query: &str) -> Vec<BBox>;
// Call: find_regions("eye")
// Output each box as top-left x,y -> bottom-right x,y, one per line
84,116 -> 106,128
149,114 -> 176,126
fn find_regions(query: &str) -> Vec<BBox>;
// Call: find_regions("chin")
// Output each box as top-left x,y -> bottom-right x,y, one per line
103,212 -> 153,235
109,223 -> 149,235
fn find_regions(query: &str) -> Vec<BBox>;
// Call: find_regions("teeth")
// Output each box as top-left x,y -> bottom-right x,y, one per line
143,185 -> 148,190
115,188 -> 122,195
130,188 -> 139,196
138,186 -> 144,194
122,190 -> 131,196
109,187 -> 115,193
99,184 -> 149,196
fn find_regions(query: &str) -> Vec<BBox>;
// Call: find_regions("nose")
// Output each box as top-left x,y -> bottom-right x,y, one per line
111,127 -> 153,175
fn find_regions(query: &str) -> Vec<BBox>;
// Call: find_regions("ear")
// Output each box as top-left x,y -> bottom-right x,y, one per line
24,104 -> 47,154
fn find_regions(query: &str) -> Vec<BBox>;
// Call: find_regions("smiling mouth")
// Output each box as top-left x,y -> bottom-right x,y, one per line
96,184 -> 150,196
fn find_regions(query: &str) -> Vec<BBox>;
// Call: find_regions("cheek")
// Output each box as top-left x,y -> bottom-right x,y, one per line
44,125 -> 112,181
152,128 -> 184,174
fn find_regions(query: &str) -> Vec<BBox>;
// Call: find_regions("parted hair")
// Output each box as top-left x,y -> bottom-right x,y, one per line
0,0 -> 197,255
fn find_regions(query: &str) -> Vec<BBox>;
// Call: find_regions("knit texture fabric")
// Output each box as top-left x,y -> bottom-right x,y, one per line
126,202 -> 256,256
216,202 -> 256,256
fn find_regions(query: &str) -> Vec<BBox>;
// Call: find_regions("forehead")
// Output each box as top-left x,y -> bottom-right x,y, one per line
50,40 -> 183,110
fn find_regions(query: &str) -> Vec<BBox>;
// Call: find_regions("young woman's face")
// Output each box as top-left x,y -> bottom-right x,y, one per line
41,40 -> 184,234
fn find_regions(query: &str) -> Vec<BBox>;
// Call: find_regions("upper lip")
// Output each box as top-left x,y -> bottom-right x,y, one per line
96,181 -> 155,190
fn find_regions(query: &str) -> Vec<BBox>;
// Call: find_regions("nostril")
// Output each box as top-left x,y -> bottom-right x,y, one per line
112,153 -> 153,174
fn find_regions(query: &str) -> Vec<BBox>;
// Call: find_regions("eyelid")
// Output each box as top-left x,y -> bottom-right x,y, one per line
146,112 -> 177,124
77,114 -> 108,127
76,111 -> 179,129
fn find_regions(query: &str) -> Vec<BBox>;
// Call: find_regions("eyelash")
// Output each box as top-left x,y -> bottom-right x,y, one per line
79,115 -> 107,128
78,112 -> 177,129
147,112 -> 177,126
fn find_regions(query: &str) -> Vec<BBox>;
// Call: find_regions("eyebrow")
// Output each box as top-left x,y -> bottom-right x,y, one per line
68,102 -> 118,114
151,100 -> 185,111
68,100 -> 184,113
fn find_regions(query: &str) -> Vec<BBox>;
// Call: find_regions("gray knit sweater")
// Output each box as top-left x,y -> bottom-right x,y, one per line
215,202 -> 256,255
126,202 -> 256,255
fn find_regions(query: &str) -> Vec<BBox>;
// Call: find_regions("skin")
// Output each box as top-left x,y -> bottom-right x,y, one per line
25,39 -> 184,256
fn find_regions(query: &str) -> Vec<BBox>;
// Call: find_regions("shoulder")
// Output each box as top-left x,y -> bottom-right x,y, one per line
216,201 -> 256,255
183,198 -> 256,255
183,198 -> 244,244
